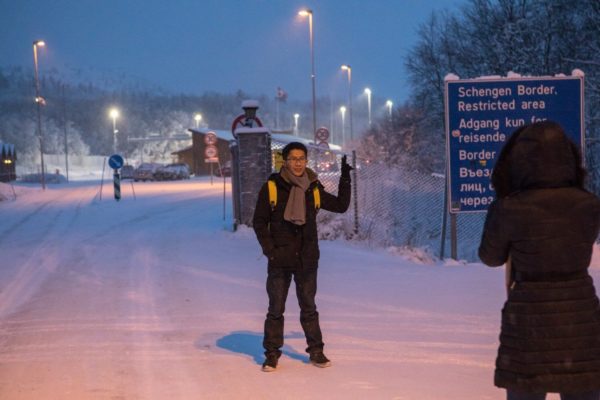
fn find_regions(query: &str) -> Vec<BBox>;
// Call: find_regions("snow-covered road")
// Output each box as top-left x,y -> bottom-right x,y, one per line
0,178 -> 596,399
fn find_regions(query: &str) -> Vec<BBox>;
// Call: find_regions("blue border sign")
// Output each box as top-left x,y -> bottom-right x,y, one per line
445,75 -> 584,213
108,154 -> 124,170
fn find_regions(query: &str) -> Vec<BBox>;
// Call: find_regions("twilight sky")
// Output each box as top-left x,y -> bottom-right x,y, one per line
1,0 -> 465,104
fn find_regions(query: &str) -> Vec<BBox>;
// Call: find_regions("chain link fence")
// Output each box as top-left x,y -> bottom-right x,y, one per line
270,138 -> 486,261
351,162 -> 486,262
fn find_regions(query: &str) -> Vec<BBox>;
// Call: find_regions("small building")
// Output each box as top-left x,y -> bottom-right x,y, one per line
0,142 -> 16,182
171,127 -> 343,176
172,129 -> 234,176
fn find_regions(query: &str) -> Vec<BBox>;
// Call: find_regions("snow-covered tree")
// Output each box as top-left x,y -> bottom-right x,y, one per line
404,0 -> 600,192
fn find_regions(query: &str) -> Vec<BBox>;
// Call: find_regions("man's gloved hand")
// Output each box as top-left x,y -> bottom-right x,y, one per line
341,155 -> 354,179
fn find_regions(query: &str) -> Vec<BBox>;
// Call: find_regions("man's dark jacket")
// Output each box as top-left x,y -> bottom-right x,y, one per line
253,169 -> 350,270
479,126 -> 600,393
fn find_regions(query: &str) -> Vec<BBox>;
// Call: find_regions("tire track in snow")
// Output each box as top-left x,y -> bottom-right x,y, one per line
0,185 -> 97,319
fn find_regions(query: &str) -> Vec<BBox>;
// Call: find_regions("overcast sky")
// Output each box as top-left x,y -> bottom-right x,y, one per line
1,0 -> 465,104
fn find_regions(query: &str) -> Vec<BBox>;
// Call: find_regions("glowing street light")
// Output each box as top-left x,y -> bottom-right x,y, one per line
364,87 -> 372,127
341,64 -> 353,142
109,108 -> 119,154
294,113 -> 300,136
194,113 -> 202,128
298,8 -> 317,141
340,106 -> 346,147
386,100 -> 393,119
33,39 -> 46,190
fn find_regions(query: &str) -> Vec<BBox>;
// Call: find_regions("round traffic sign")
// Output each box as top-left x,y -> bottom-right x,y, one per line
108,154 -> 124,169
315,127 -> 330,142
205,145 -> 218,158
204,132 -> 218,145
230,114 -> 263,138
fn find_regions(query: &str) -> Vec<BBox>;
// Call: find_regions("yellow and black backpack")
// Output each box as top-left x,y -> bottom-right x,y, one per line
267,179 -> 320,211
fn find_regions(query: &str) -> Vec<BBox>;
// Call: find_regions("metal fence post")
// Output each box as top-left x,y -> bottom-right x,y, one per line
440,168 -> 449,259
352,150 -> 358,235
451,213 -> 458,260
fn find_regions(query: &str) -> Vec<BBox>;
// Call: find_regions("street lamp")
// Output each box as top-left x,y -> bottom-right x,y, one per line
194,113 -> 202,128
298,8 -> 317,141
386,100 -> 393,119
294,113 -> 300,136
33,39 -> 46,190
340,106 -> 346,147
109,108 -> 119,154
364,87 -> 372,127
341,64 -> 353,142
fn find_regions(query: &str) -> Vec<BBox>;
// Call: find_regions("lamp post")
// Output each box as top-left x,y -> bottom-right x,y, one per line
33,40 -> 46,190
341,65 -> 353,142
364,87 -> 372,127
294,113 -> 300,136
386,100 -> 393,120
109,108 -> 119,154
194,113 -> 202,128
340,106 -> 346,147
298,9 -> 317,141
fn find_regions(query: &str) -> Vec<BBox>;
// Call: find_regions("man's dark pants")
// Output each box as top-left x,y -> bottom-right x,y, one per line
263,267 -> 323,357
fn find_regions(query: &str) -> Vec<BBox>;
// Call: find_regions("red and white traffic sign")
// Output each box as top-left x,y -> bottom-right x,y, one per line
205,145 -> 218,159
315,127 -> 330,142
204,131 -> 218,145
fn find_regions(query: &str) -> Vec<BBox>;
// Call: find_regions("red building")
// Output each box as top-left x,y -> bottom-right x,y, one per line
171,129 -> 233,176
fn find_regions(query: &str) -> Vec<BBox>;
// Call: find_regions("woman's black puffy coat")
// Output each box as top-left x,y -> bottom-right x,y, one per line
479,124 -> 600,393
253,170 -> 351,270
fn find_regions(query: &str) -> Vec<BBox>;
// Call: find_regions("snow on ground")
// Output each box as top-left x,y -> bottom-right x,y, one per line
0,177 -> 598,399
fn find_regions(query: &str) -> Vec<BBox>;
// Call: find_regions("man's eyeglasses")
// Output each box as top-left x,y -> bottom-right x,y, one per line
287,157 -> 307,163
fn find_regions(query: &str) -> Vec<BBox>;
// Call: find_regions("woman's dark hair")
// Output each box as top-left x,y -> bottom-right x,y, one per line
491,121 -> 587,198
282,142 -> 308,160
570,139 -> 587,189
491,125 -> 527,198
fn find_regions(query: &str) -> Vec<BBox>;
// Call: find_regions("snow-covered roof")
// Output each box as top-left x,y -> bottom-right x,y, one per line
189,128 -> 234,142
235,127 -> 269,135
187,128 -> 342,153
171,145 -> 193,155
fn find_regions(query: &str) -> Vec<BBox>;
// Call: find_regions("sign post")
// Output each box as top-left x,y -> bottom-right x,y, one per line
204,131 -> 219,185
444,71 -> 584,256
108,154 -> 124,201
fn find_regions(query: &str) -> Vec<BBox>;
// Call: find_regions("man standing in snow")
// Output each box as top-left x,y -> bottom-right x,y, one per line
253,142 -> 352,372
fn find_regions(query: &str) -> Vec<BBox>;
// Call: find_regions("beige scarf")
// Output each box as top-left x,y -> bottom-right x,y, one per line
280,166 -> 314,225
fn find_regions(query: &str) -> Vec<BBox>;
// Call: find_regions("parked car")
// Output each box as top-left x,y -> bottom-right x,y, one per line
154,163 -> 191,181
120,165 -> 135,180
134,163 -> 161,181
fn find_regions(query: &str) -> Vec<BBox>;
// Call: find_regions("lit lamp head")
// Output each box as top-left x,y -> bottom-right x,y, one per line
298,9 -> 312,17
109,108 -> 119,120
33,40 -> 45,47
